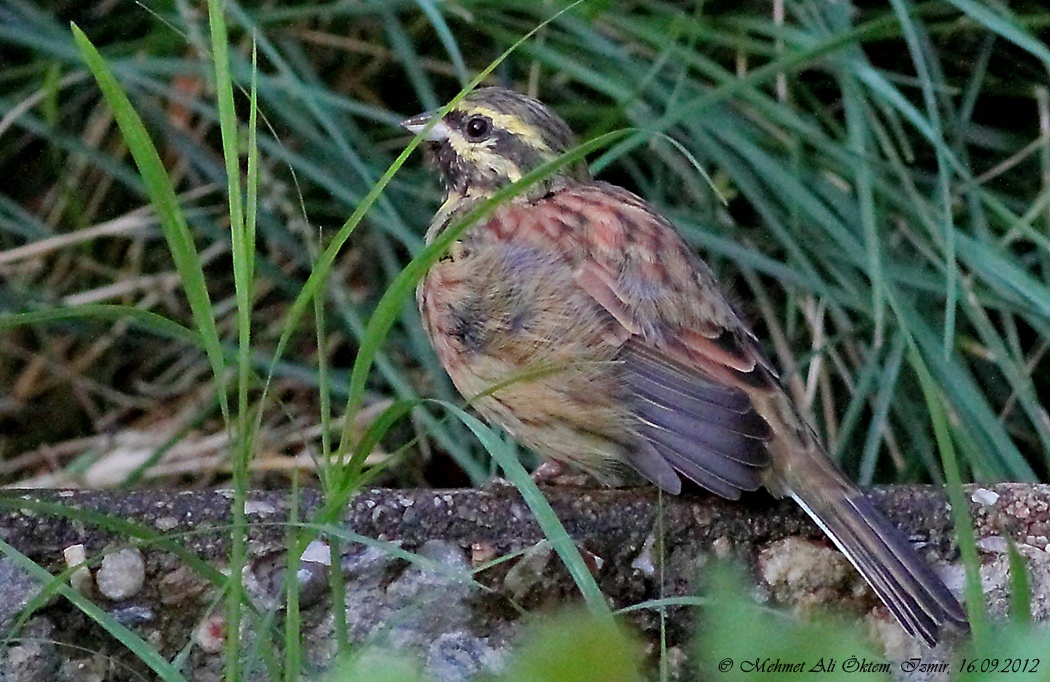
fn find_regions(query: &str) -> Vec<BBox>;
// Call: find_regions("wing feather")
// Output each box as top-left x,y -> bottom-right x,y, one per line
556,184 -> 775,497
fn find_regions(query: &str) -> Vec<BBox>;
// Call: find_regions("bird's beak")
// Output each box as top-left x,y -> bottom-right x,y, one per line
400,112 -> 451,141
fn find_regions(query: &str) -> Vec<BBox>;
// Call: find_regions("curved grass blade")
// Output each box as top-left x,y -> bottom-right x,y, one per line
434,400 -> 613,624
70,24 -> 228,419
0,537 -> 187,681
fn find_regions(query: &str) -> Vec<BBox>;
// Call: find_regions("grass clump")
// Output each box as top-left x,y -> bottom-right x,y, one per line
0,0 -> 1048,679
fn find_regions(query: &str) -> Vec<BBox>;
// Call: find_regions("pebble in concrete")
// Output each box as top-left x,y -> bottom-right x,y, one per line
95,548 -> 145,601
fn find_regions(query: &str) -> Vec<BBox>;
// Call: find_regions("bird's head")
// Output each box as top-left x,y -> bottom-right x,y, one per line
401,87 -> 589,202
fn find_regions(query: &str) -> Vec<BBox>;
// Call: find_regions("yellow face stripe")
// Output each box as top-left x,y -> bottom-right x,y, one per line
456,103 -> 552,153
445,129 -> 523,184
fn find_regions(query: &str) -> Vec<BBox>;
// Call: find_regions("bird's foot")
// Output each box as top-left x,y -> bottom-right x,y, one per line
480,460 -> 600,492
480,475 -> 515,493
530,460 -> 599,487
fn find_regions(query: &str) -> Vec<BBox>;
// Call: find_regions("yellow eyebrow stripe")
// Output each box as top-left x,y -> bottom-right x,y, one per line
457,104 -> 551,152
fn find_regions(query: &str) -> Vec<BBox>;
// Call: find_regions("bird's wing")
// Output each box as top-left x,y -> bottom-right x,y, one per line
544,183 -> 777,498
620,340 -> 773,498
493,183 -> 969,643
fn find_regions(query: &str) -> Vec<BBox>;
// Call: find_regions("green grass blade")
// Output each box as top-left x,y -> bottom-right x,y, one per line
887,0 -> 958,358
202,0 -> 253,677
0,304 -> 198,344
70,24 -> 228,412
1006,538 -> 1032,624
0,538 -> 187,681
945,0 -> 1050,66
436,401 -> 613,623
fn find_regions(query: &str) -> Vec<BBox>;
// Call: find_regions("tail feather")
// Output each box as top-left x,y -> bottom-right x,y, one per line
790,486 -> 970,646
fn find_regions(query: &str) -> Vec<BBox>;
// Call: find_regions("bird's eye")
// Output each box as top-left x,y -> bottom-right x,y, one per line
464,116 -> 492,141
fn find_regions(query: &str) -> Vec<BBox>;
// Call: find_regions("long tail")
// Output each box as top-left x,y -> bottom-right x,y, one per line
791,483 -> 969,645
777,435 -> 970,646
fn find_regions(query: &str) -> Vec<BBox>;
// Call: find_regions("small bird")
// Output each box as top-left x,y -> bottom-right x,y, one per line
403,86 -> 969,645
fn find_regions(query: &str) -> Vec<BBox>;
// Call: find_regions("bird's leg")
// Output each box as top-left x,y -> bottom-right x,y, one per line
529,459 -> 569,484
481,459 -> 600,492
530,459 -> 600,487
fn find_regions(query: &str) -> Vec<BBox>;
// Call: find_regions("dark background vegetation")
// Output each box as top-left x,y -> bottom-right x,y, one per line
2,0 -> 1049,492
2,2 -> 1050,680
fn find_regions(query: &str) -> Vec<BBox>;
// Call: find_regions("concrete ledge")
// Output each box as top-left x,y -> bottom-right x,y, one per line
0,483 -> 1045,680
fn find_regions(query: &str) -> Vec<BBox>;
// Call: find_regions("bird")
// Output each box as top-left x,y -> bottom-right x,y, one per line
402,86 -> 969,646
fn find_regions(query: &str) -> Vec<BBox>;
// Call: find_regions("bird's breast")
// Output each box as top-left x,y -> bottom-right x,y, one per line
416,231 -> 633,464
418,235 -> 607,375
